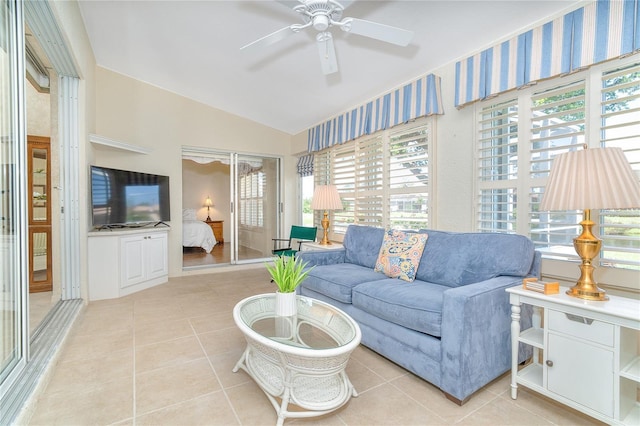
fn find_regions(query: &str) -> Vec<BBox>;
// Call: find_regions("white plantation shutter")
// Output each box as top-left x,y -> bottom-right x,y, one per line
529,81 -> 586,258
530,81 -> 586,178
476,57 -> 640,280
239,171 -> 264,227
388,125 -> 430,229
356,136 -> 384,227
599,63 -> 640,270
331,142 -> 356,234
313,119 -> 433,235
477,99 -> 518,233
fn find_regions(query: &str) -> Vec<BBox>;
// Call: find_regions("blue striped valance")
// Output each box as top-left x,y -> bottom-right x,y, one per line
307,73 -> 443,153
455,0 -> 640,108
296,154 -> 314,177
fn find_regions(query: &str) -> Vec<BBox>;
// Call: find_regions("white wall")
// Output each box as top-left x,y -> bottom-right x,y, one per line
92,67 -> 294,276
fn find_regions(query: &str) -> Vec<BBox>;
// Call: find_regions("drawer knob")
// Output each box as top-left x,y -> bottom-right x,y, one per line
546,360 -> 553,367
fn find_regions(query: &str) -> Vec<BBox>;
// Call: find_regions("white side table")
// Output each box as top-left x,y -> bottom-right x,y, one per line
507,285 -> 640,425
300,242 -> 344,251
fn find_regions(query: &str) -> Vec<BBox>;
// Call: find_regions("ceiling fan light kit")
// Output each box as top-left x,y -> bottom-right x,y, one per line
241,0 -> 414,75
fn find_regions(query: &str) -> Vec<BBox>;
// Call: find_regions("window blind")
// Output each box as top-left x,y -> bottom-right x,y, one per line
476,58 -> 640,275
313,119 -> 433,234
599,62 -> 640,270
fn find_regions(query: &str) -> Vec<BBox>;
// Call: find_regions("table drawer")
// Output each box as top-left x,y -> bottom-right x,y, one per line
548,309 -> 614,347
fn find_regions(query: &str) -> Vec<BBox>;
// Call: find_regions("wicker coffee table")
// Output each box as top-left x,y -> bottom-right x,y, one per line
232,293 -> 361,426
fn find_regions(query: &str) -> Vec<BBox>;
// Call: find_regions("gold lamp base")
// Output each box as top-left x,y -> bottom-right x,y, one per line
319,210 -> 332,245
568,210 -> 608,301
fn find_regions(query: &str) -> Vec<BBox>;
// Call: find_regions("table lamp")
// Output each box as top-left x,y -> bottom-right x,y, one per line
204,196 -> 213,222
311,185 -> 343,245
539,147 -> 640,301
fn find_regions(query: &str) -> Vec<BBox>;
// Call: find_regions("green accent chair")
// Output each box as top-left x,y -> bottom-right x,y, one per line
272,226 -> 318,257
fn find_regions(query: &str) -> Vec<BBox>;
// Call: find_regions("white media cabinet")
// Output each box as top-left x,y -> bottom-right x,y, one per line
507,285 -> 640,425
88,227 -> 169,301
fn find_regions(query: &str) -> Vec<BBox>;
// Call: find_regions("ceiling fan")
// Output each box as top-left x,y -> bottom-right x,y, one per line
241,0 -> 414,75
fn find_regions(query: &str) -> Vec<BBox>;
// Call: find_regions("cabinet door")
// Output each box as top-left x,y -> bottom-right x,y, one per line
146,233 -> 168,280
547,332 -> 614,417
121,236 -> 146,288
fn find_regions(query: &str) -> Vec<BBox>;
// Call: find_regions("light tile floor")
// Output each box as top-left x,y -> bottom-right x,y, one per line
24,268 -> 603,426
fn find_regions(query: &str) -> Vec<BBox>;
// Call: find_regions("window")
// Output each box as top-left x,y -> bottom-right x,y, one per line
477,60 -> 640,273
314,119 -> 432,235
599,64 -> 640,270
239,171 -> 264,227
301,175 -> 314,227
477,99 -> 518,233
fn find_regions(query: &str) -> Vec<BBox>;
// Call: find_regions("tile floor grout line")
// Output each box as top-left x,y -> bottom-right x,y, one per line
385,378 -> 449,424
132,304 -> 137,425
191,319 -> 244,425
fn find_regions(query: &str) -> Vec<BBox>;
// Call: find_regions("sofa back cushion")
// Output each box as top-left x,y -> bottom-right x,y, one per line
416,229 -> 535,287
344,225 -> 385,269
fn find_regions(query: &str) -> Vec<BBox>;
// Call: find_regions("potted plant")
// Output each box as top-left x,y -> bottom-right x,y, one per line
266,255 -> 312,316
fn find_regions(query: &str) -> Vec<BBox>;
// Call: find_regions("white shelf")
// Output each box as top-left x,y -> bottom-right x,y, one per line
518,363 -> 543,388
621,356 -> 640,383
519,327 -> 544,348
89,133 -> 152,154
623,403 -> 640,426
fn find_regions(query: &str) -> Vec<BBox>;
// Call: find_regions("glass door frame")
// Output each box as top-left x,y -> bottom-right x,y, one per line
0,0 -> 28,398
181,146 -> 282,267
231,152 -> 282,265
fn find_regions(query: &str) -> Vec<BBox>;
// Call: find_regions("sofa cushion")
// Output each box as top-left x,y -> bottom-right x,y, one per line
415,230 -> 535,287
374,230 -> 428,282
302,263 -> 388,304
352,279 -> 449,337
343,225 -> 385,269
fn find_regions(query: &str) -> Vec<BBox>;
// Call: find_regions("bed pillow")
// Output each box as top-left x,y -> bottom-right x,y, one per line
374,230 -> 428,282
182,208 -> 197,221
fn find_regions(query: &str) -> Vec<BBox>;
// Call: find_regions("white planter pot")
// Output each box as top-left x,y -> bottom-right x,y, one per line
275,291 -> 297,317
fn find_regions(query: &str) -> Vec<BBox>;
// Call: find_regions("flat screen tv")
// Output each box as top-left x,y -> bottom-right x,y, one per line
90,165 -> 170,228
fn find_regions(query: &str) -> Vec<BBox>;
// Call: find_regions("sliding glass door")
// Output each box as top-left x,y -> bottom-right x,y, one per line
233,154 -> 280,263
182,149 -> 281,267
0,0 -> 27,397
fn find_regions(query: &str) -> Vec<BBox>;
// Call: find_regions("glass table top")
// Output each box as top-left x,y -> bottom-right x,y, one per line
236,294 -> 359,351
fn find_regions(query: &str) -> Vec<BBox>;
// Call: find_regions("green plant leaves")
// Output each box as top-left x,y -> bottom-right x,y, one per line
265,255 -> 312,293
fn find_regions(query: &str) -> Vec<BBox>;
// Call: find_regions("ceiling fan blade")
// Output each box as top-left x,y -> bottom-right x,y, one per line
342,17 -> 414,47
317,32 -> 338,75
337,1 -> 354,9
240,26 -> 296,51
275,1 -> 304,10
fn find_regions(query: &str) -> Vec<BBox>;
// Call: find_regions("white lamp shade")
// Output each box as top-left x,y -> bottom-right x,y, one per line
204,196 -> 213,207
540,147 -> 640,211
311,185 -> 343,210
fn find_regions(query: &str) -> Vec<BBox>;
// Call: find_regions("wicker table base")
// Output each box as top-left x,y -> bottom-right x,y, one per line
232,294 -> 361,426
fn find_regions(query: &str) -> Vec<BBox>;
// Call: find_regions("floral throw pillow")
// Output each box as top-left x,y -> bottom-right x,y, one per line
374,230 -> 428,282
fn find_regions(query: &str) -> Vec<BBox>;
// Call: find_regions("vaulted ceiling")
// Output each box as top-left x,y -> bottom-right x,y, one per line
78,0 -> 578,135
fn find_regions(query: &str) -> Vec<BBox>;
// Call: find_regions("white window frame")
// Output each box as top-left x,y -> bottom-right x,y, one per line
314,117 -> 434,240
474,55 -> 640,293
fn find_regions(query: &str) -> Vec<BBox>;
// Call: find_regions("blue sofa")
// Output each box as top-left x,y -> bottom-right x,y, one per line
297,225 -> 539,404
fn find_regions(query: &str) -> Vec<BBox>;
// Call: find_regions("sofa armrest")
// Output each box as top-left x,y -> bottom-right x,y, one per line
297,249 -> 346,267
440,276 -> 532,402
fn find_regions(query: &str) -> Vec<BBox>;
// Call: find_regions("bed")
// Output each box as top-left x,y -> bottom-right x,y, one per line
182,209 -> 216,253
